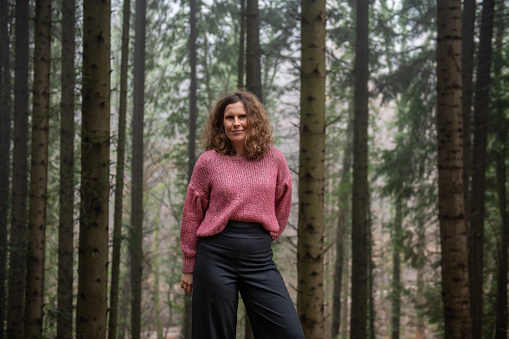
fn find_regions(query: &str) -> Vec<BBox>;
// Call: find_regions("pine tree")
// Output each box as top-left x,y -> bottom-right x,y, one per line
493,3 -> 508,338
108,0 -> 130,337
436,0 -> 471,337
183,0 -> 197,336
246,0 -> 262,99
462,0 -> 475,215
350,0 -> 369,338
297,0 -> 326,336
130,0 -> 147,335
23,0 -> 51,335
0,0 -> 11,334
76,0 -> 111,336
468,0 -> 494,336
7,0 -> 29,335
57,0 -> 76,337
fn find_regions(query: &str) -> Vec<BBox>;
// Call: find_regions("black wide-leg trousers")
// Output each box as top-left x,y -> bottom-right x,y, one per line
192,220 -> 304,339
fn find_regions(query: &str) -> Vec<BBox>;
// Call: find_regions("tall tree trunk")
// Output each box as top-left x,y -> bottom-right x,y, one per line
391,198 -> 402,339
494,103 -> 508,339
130,0 -> 146,336
118,267 -> 131,339
57,0 -> 76,337
76,0 -> 111,336
109,0 -> 130,338
436,1 -> 472,338
350,0 -> 369,338
468,0 -> 494,336
462,0 -> 475,220
367,206 -> 375,339
245,0 -> 261,99
7,0 -> 29,335
183,0 -> 197,337
494,1 -> 507,337
297,0 -> 326,337
340,241 -> 350,339
415,220 -> 426,339
331,113 -> 353,338
152,195 -> 164,339
237,0 -> 245,89
23,0 -> 51,335
0,0 -> 11,335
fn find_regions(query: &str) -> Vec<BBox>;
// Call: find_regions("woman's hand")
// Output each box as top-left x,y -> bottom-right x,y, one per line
180,272 -> 193,294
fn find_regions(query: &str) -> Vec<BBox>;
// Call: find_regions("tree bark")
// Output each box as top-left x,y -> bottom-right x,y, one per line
340,242 -> 350,339
436,1 -> 472,337
462,0 -> 475,221
0,0 -> 11,335
7,0 -> 29,335
108,0 -> 130,338
494,101 -> 508,339
130,0 -> 146,336
331,113 -> 353,338
57,0 -> 76,337
350,0 -> 369,338
23,0 -> 51,335
152,195 -> 164,339
391,199 -> 402,339
297,0 -> 326,337
468,0 -> 494,336
237,0 -> 245,89
76,0 -> 111,336
493,1 -> 507,337
183,0 -> 197,337
246,0 -> 262,99
415,220 -> 426,339
367,208 -> 375,339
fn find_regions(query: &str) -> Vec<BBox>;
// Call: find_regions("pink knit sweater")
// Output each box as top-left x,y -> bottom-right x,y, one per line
180,147 -> 292,273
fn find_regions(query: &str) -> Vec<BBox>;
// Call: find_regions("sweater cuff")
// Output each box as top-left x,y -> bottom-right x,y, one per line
182,255 -> 196,273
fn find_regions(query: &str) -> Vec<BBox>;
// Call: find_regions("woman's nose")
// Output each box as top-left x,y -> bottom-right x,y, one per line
233,117 -> 240,125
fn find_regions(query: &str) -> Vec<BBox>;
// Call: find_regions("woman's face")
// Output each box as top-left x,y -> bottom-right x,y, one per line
223,101 -> 249,150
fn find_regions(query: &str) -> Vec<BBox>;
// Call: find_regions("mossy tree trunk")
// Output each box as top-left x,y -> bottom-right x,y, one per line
246,0 -> 262,100
331,114 -> 353,338
468,0 -> 494,336
297,0 -> 326,337
7,0 -> 29,335
391,198 -> 402,339
0,0 -> 11,335
76,0 -> 111,336
237,0 -> 245,89
108,0 -> 130,337
494,2 -> 508,338
57,0 -> 76,337
436,1 -> 472,337
184,0 -> 197,337
130,0 -> 147,336
350,0 -> 369,338
461,0 -> 475,219
23,0 -> 51,335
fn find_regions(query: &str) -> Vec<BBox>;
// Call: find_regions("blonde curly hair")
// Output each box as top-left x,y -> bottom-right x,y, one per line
201,91 -> 273,160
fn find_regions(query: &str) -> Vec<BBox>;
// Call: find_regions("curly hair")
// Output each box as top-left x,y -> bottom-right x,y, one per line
201,91 -> 274,160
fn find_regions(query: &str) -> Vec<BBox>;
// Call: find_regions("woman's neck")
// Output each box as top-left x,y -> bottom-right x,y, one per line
232,143 -> 245,157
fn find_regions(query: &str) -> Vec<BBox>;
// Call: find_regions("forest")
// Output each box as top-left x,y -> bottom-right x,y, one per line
0,0 -> 508,338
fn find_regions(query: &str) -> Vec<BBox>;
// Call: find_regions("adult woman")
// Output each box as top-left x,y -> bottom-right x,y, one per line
180,91 -> 304,338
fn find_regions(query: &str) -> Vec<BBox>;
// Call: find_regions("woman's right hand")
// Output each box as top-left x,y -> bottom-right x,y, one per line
180,272 -> 193,294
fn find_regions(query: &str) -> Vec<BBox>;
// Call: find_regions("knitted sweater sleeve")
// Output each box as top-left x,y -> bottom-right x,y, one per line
272,151 -> 292,240
180,156 -> 210,273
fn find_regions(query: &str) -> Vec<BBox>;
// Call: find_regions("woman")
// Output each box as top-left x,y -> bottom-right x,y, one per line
180,91 -> 304,338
